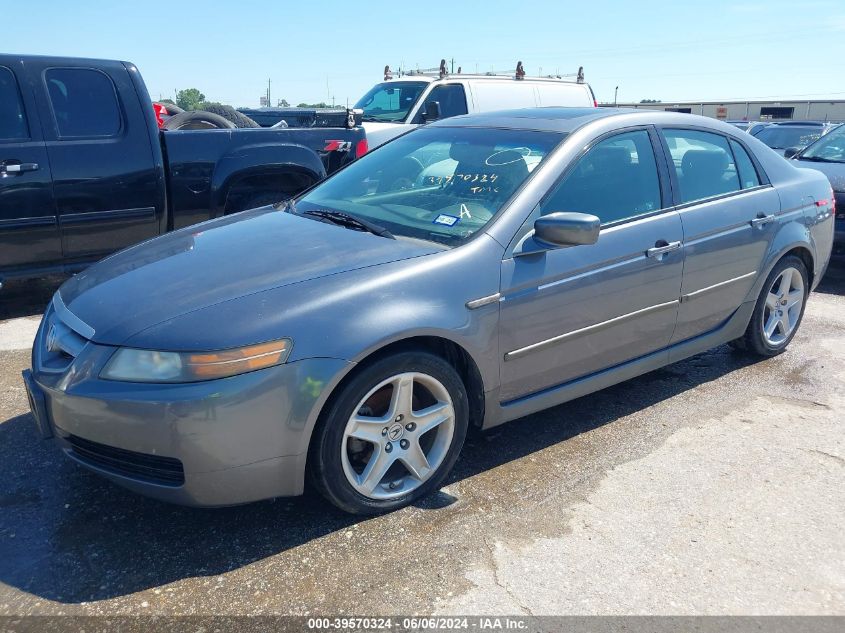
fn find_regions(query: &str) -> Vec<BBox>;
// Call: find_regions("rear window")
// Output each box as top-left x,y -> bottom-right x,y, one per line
0,66 -> 29,140
45,68 -> 122,138
755,125 -> 823,150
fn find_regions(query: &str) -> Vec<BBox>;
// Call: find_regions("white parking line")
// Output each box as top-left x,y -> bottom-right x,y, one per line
0,316 -> 41,351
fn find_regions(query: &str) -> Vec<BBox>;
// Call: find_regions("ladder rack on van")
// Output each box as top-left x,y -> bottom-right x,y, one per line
384,60 -> 585,84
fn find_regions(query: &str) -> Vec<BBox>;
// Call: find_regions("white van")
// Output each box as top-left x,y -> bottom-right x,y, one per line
355,72 -> 597,149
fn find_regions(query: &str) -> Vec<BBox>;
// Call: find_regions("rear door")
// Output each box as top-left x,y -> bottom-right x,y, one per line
657,127 -> 779,343
28,59 -> 161,261
0,60 -> 60,272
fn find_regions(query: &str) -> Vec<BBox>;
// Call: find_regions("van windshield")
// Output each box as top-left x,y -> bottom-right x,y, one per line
354,81 -> 427,123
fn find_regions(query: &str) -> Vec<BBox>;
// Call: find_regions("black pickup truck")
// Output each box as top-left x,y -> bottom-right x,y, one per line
0,55 -> 367,284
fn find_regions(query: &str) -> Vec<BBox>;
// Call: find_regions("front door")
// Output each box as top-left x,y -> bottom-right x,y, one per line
0,61 -> 60,272
499,128 -> 684,402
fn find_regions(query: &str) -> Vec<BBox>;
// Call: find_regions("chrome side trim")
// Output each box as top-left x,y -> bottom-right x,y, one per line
681,271 -> 756,303
466,293 -> 501,310
52,292 -> 95,340
504,300 -> 680,361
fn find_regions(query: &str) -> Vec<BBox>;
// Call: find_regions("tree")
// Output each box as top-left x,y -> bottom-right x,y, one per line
296,102 -> 329,108
640,99 -> 662,103
159,98 -> 176,106
176,88 -> 206,111
277,98 -> 290,107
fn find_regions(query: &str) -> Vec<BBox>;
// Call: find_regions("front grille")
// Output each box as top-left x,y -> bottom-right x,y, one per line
67,435 -> 185,486
39,303 -> 90,373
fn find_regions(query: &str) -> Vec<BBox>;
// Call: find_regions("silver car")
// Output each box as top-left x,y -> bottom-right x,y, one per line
23,108 -> 835,514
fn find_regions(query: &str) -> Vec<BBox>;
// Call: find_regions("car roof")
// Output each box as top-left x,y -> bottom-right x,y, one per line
429,107 -> 739,134
767,120 -> 830,127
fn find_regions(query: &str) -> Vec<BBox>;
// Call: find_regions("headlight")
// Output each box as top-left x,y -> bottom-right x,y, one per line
100,339 -> 292,383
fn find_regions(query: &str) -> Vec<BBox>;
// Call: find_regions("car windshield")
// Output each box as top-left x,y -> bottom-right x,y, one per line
293,126 -> 564,248
354,81 -> 428,123
800,124 -> 845,162
755,125 -> 823,150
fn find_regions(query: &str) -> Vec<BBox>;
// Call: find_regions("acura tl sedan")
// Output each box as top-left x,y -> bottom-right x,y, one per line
24,108 -> 835,514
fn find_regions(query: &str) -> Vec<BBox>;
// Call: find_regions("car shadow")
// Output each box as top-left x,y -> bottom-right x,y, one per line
0,342 -> 759,604
815,251 -> 845,296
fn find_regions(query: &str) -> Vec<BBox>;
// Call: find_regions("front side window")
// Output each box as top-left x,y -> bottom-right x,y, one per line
664,129 -> 740,203
799,124 -> 845,163
355,81 -> 427,123
294,127 -> 563,248
415,84 -> 468,122
45,68 -> 121,137
540,129 -> 662,224
0,67 -> 29,140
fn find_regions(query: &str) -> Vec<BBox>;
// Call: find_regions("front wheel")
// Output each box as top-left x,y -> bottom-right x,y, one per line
309,352 -> 468,514
734,255 -> 809,356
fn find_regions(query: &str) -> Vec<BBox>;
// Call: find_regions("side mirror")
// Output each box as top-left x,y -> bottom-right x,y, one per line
783,146 -> 801,159
424,101 -> 441,121
515,212 -> 601,256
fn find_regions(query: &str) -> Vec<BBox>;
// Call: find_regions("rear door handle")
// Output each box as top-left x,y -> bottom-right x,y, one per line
646,240 -> 682,259
0,162 -> 39,174
750,213 -> 775,228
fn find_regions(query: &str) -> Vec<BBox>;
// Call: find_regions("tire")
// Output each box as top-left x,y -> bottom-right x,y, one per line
162,110 -> 236,130
733,255 -> 809,357
156,102 -> 184,115
309,352 -> 469,514
199,103 -> 260,128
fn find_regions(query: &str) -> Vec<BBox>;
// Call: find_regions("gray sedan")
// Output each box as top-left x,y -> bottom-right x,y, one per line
23,108 -> 835,514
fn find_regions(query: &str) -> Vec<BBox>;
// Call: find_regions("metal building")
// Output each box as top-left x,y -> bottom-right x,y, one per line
603,99 -> 845,122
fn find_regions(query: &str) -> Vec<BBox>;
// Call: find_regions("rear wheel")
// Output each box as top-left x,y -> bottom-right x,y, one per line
162,110 -> 236,130
310,352 -> 468,514
734,255 -> 809,356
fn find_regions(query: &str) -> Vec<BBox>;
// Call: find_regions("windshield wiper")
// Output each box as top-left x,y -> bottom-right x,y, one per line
303,209 -> 395,239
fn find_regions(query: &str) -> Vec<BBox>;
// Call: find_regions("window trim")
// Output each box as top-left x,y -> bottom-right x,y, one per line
42,66 -> 124,140
0,65 -> 31,142
537,124 -> 673,230
655,125 -> 772,209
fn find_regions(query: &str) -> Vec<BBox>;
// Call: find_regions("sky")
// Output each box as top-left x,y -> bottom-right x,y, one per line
3,0 -> 844,108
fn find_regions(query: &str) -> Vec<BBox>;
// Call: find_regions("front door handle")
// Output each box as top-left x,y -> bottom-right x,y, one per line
0,162 -> 39,174
750,213 -> 775,228
646,240 -> 682,259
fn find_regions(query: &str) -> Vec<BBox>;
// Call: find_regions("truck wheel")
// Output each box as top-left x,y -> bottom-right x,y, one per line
309,352 -> 469,515
162,111 -> 236,130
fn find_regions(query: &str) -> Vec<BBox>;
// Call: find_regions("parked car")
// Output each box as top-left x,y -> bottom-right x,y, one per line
746,121 -> 771,137
727,120 -> 751,131
356,65 -> 597,150
0,55 -> 366,285
23,108 -> 833,514
752,120 -> 835,155
787,123 -> 845,243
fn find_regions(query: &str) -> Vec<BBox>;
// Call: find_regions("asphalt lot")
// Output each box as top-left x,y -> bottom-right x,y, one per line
0,260 -> 843,616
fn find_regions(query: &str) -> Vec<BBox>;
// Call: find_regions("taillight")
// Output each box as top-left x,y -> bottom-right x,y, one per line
593,99 -> 598,108
355,138 -> 369,158
152,103 -> 165,128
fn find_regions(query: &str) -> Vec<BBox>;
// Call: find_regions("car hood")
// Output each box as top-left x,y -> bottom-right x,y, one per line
794,158 -> 845,192
59,207 -> 438,346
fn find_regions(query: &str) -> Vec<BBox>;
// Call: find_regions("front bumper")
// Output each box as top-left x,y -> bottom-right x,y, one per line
26,348 -> 352,507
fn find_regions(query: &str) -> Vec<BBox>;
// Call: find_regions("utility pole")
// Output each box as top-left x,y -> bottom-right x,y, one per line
267,78 -> 271,108
450,58 -> 455,74
614,86 -> 619,107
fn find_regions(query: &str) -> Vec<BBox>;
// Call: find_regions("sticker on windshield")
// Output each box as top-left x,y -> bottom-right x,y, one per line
433,214 -> 460,227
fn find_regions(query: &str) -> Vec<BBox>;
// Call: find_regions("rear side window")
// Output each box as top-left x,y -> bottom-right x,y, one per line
0,66 -> 29,140
45,68 -> 121,138
663,129 -> 740,203
730,139 -> 761,189
540,129 -> 662,224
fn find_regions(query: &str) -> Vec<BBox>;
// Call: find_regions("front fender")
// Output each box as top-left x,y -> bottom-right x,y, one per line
210,143 -> 327,216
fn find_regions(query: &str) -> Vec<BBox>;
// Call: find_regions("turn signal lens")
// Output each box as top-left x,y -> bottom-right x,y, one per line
101,339 -> 292,383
